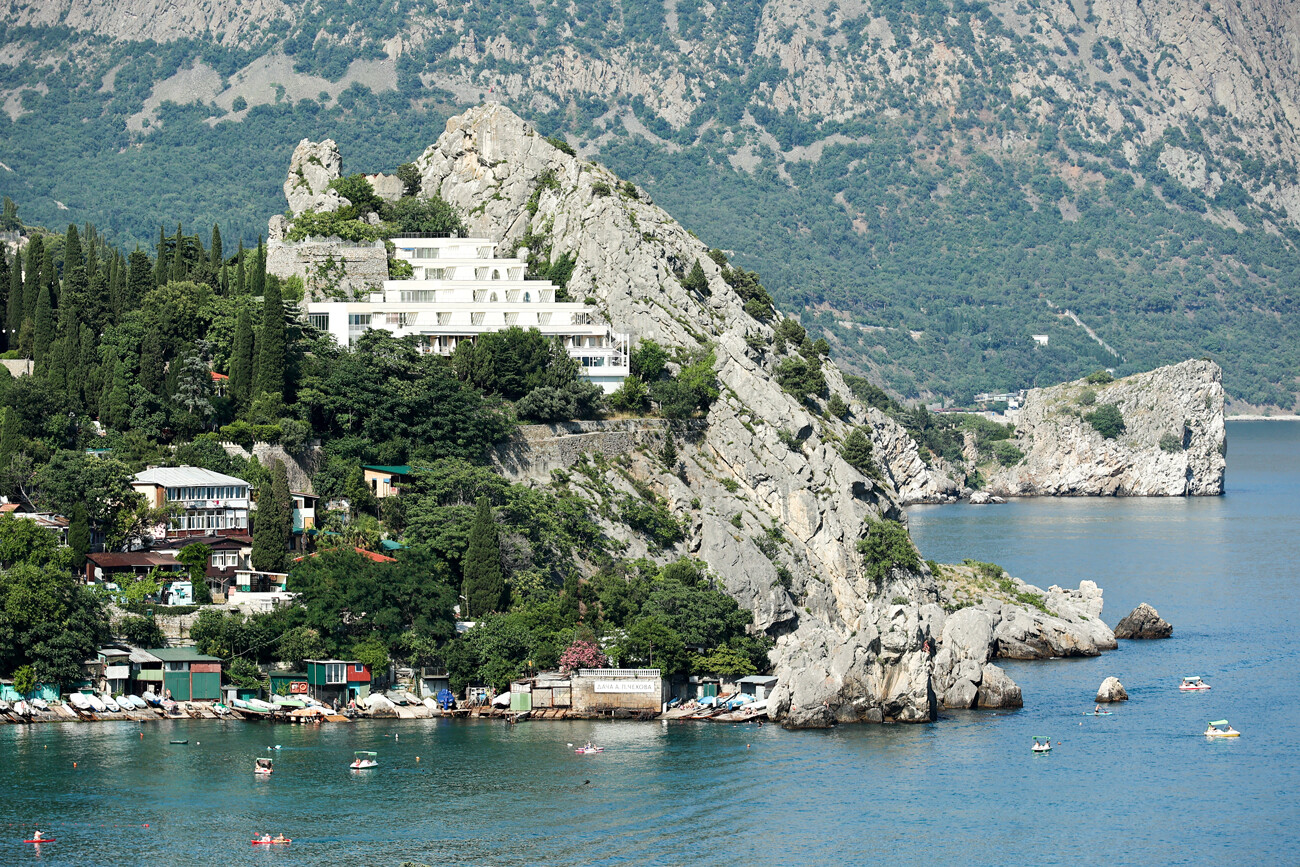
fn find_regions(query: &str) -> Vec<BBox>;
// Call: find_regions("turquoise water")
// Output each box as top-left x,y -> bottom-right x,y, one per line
2,421 -> 1297,865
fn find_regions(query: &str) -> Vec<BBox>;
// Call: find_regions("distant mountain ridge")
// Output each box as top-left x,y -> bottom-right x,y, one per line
1,0 -> 1298,407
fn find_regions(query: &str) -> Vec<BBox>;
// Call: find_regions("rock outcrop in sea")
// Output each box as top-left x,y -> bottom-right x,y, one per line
1114,603 -> 1174,639
277,104 -> 1126,728
1096,677 -> 1129,702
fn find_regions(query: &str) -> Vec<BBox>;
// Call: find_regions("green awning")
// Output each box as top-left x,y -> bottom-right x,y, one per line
1209,719 -> 1229,726
135,670 -> 164,682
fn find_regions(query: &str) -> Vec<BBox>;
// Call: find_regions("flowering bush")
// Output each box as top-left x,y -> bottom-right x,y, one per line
558,639 -> 607,672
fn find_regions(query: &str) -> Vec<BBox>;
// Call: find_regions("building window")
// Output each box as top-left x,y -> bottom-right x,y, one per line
471,312 -> 485,325
348,314 -> 371,327
524,291 -> 531,303
308,313 -> 330,331
475,267 -> 488,280
489,292 -> 498,302
325,663 -> 345,684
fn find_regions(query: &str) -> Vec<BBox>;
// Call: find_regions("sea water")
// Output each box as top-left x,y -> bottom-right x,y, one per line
2,421 -> 1297,866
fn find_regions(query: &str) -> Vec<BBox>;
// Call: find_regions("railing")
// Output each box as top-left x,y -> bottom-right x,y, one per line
578,669 -> 661,678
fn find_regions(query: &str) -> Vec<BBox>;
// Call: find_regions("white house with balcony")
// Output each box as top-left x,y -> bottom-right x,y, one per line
305,236 -> 631,393
131,466 -> 252,538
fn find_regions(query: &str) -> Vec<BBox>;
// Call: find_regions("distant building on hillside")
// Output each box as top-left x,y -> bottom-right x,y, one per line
305,236 -> 630,393
132,466 -> 252,538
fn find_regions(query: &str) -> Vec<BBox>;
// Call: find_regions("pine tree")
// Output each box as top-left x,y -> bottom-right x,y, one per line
154,226 -> 168,286
0,406 -> 20,468
125,248 -> 152,313
104,361 -> 132,430
682,260 -> 709,295
251,459 -> 291,572
5,247 -> 21,351
462,494 -> 506,617
255,274 -> 285,399
68,502 -> 90,570
32,280 -> 56,371
229,306 -> 255,406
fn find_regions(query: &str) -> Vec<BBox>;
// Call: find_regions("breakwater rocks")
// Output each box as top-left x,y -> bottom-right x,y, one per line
1114,603 -> 1174,639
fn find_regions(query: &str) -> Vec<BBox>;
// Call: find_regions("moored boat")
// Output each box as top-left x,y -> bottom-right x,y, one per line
85,694 -> 107,713
1180,676 -> 1211,691
101,695 -> 121,713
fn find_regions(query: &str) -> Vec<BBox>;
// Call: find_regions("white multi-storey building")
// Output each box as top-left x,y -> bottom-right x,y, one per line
306,236 -> 630,392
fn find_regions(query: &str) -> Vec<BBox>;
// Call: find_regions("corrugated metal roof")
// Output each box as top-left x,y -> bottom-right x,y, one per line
146,647 -> 222,663
734,675 -> 777,685
133,466 -> 250,488
362,465 -> 412,475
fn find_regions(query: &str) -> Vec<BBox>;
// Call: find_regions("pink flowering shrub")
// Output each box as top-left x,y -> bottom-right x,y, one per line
558,639 -> 607,671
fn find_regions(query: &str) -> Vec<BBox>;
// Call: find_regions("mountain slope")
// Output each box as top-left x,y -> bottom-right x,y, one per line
1,0 -> 1298,407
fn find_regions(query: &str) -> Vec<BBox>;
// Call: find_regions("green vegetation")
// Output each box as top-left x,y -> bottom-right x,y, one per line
1159,432 -> 1185,453
1085,403 -> 1127,439
857,519 -> 921,586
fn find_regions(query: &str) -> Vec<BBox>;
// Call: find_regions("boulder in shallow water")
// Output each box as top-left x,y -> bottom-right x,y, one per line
1096,677 -> 1128,702
1114,603 -> 1173,639
976,663 -> 1023,708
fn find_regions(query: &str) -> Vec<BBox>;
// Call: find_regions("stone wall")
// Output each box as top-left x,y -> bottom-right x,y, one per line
265,238 -> 388,302
492,419 -> 697,481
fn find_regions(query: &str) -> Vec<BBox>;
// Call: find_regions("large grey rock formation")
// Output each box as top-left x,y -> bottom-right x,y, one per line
1096,677 -> 1129,702
414,104 -> 937,727
1114,603 -> 1174,639
986,361 -> 1227,497
284,138 -> 347,216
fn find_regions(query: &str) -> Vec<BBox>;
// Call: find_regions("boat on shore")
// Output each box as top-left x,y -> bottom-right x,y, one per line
1205,719 -> 1240,738
1180,676 -> 1211,691
350,750 -> 378,769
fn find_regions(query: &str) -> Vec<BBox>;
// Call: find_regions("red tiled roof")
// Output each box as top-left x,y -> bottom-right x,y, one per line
210,371 -> 229,381
87,552 -> 182,569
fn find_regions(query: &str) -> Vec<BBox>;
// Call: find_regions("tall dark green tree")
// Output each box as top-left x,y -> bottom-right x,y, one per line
169,223 -> 186,283
67,502 -> 90,570
62,224 -> 86,307
103,361 -> 131,430
255,273 -> 285,399
77,325 -> 99,415
234,240 -> 246,296
154,226 -> 168,286
124,248 -> 151,315
22,233 -> 43,326
209,225 -> 222,274
0,246 -> 8,352
462,494 -> 506,617
229,306 -> 255,406
5,247 -> 20,350
251,459 -> 292,572
0,406 -> 20,468
139,338 -> 165,396
32,279 -> 56,371
249,238 -> 265,298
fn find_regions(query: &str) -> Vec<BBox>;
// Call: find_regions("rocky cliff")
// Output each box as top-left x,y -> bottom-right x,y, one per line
987,360 -> 1227,497
278,102 -> 1123,727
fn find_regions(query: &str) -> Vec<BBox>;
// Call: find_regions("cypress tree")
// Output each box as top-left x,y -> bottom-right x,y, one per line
255,273 -> 285,399
107,252 -> 123,319
22,233 -> 43,325
32,280 -> 56,371
0,246 -> 8,352
251,459 -> 291,572
250,238 -> 265,298
63,224 -> 86,307
0,406 -> 20,468
68,502 -> 90,570
87,267 -> 109,331
230,306 -> 255,406
234,240 -> 246,296
42,245 -> 57,310
6,247 -> 21,350
462,494 -> 506,617
139,338 -> 165,397
169,224 -> 186,283
125,248 -> 152,313
154,226 -> 168,286
209,225 -> 222,272
104,361 -> 132,430
78,324 -> 99,415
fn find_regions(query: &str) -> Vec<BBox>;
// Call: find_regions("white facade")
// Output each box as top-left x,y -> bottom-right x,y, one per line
131,467 -> 252,535
305,236 -> 630,392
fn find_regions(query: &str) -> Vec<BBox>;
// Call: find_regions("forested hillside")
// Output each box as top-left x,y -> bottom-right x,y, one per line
2,0 -> 1299,407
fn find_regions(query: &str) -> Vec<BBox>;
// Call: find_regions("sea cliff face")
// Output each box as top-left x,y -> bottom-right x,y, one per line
988,360 -> 1226,497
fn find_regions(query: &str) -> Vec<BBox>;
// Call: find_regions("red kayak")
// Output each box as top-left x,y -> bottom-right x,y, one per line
24,839 -> 55,844
251,839 -> 291,845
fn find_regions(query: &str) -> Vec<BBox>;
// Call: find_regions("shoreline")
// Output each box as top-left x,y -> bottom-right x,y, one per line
1226,414 -> 1300,421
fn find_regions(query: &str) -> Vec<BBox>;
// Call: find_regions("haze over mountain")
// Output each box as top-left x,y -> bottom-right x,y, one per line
2,0 -> 1298,408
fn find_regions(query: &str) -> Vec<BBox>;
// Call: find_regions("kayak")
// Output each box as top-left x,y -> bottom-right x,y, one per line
1082,711 -> 1113,716
251,839 -> 291,845
24,839 -> 55,844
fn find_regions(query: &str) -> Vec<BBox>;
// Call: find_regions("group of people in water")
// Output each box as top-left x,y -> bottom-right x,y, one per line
257,832 -> 290,844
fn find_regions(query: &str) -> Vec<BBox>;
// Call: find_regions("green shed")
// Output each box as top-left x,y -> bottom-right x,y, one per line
147,648 -> 223,701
